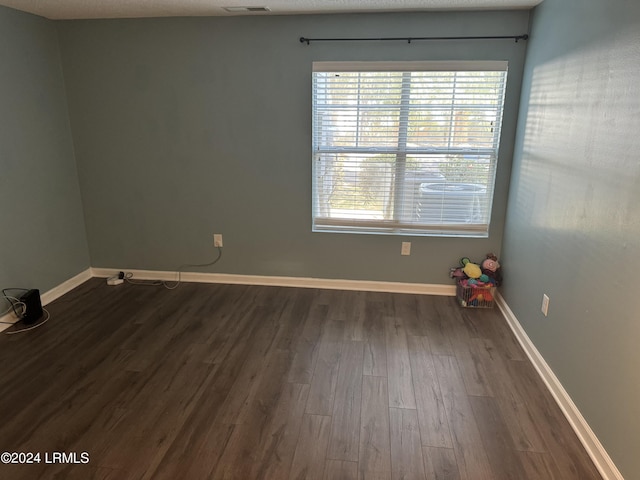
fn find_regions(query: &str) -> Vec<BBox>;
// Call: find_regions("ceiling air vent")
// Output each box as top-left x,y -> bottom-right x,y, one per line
223,6 -> 271,12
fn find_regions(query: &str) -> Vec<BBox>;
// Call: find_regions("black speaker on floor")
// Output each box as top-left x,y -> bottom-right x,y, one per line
19,289 -> 43,325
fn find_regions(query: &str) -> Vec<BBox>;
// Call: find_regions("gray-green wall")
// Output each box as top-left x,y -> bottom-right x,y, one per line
3,1 -> 639,475
57,11 -> 528,283
501,0 -> 640,477
0,6 -> 89,308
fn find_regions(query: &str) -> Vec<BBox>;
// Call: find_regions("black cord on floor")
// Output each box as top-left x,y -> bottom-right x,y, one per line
4,308 -> 50,335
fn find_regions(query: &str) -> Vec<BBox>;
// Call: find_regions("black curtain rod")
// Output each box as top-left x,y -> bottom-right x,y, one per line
300,34 -> 528,45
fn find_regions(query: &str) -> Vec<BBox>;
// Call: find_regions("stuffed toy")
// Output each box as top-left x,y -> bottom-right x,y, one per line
481,253 -> 502,286
469,288 -> 494,305
460,257 -> 482,279
449,267 -> 466,280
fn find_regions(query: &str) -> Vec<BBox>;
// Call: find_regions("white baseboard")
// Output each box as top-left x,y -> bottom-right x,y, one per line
0,310 -> 18,331
3,267 -> 453,331
0,268 -> 92,333
40,269 -> 93,305
91,267 -> 457,296
495,292 -> 623,480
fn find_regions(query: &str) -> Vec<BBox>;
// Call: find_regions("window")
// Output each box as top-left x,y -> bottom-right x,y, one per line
312,61 -> 508,237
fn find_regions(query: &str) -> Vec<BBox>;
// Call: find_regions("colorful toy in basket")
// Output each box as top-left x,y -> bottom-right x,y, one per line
450,255 -> 502,285
469,288 -> 494,305
451,257 -> 493,285
481,253 -> 502,286
450,258 -> 478,280
460,257 -> 482,279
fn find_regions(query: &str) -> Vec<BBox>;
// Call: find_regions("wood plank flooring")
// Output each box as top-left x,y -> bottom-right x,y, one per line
0,279 -> 602,479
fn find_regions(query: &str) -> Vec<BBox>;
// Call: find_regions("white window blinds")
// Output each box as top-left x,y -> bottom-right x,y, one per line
312,61 -> 508,237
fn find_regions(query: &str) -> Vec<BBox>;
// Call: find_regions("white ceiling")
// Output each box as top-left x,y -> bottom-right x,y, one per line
0,0 -> 543,20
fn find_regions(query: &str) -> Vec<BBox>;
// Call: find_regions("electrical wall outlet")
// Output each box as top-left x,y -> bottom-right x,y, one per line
401,242 -> 411,256
213,234 -> 223,247
541,294 -> 550,316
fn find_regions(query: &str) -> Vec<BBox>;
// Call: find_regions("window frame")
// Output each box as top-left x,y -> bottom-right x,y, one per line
311,60 -> 508,238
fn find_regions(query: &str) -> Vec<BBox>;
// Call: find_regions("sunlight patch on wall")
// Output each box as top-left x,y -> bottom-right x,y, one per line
516,27 -> 640,240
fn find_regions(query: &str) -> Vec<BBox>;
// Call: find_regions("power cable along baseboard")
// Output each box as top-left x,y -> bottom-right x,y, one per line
116,246 -> 223,290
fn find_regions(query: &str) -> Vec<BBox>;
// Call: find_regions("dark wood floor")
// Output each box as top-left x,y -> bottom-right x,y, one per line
0,278 -> 601,480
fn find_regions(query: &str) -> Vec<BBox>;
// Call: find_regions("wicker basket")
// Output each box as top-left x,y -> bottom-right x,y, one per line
456,280 -> 496,308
